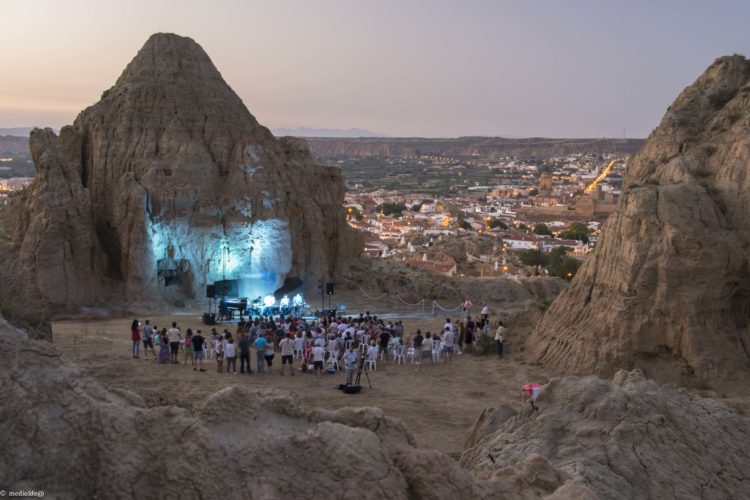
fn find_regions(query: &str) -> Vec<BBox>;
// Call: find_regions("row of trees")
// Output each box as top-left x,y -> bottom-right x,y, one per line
532,222 -> 590,243
519,247 -> 581,279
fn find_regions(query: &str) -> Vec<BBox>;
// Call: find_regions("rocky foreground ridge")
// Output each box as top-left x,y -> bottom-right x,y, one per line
3,315 -> 749,499
0,317 -> 591,500
530,55 -> 750,384
0,33 -> 361,309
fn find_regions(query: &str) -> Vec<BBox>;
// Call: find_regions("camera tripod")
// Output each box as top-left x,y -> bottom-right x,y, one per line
354,353 -> 373,389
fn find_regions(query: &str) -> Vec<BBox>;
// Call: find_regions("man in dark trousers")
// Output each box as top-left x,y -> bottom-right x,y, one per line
239,332 -> 252,374
192,329 -> 206,372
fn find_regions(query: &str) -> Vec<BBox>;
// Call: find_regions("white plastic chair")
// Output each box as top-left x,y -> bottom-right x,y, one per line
406,347 -> 416,364
431,343 -> 441,364
367,348 -> 378,371
393,345 -> 406,365
327,356 -> 340,371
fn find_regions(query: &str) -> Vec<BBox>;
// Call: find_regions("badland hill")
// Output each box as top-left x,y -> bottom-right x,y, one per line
0,33 -> 361,311
530,55 -> 750,385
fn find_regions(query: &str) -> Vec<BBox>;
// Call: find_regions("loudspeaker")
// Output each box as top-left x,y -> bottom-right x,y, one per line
206,285 -> 216,298
325,282 -> 335,295
202,313 -> 217,325
343,385 -> 362,394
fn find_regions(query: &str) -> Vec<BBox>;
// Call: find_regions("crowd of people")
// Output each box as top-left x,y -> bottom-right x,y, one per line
128,310 -> 507,380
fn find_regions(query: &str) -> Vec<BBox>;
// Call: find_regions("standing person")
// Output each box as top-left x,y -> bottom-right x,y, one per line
342,345 -> 358,385
421,332 -> 434,367
239,333 -> 252,375
225,337 -> 237,374
253,334 -> 268,374
464,317 -> 475,353
311,343 -> 326,377
215,336 -> 225,373
192,329 -> 206,372
480,303 -> 489,323
156,328 -> 171,364
495,321 -> 505,358
130,320 -> 141,359
264,342 -> 275,374
279,334 -> 295,376
167,322 -> 181,364
443,318 -> 453,333
413,329 -> 424,368
462,297 -> 473,319
183,328 -> 194,366
441,328 -> 455,362
142,320 -> 155,360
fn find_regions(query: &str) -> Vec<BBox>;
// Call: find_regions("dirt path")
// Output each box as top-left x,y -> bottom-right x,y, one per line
52,312 -> 554,457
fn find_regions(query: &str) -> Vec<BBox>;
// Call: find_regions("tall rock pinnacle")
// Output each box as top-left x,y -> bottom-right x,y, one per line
1,33 -> 361,307
530,55 -> 750,384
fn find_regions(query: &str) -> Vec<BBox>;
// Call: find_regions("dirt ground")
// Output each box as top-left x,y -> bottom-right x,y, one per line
52,308 -> 554,458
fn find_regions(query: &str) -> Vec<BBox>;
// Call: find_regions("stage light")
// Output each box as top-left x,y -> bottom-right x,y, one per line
279,295 -> 290,307
263,295 -> 275,307
292,293 -> 303,307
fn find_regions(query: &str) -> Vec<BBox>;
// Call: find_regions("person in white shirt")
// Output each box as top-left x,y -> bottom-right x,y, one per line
279,334 -> 295,376
441,329 -> 455,363
443,318 -> 453,333
495,321 -> 505,358
224,338 -> 237,374
167,322 -> 181,364
311,345 -> 326,376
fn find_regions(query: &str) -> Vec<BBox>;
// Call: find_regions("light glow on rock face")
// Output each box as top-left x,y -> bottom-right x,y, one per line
148,217 -> 292,299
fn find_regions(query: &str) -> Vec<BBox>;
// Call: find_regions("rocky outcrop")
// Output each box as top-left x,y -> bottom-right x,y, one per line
529,56 -> 750,383
0,33 -> 361,308
0,317 -> 586,499
305,137 -> 644,161
461,370 -> 750,500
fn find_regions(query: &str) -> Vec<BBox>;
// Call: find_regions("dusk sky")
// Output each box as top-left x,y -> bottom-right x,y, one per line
2,0 -> 749,137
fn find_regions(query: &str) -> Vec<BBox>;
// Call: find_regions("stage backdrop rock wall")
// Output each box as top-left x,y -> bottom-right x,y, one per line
0,33 -> 361,307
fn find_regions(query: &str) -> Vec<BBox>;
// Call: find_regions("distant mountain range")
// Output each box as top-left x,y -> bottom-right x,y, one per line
272,127 -> 387,138
0,127 -> 35,137
305,136 -> 645,160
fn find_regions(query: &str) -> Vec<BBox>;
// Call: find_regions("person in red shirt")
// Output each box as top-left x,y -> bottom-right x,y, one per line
130,319 -> 141,358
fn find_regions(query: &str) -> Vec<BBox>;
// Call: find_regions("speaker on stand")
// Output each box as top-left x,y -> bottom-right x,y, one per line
325,282 -> 335,311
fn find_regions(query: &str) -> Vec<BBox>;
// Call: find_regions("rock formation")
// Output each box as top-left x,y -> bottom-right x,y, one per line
0,317 -> 590,499
461,370 -> 750,500
529,55 -> 750,383
0,33 -> 360,308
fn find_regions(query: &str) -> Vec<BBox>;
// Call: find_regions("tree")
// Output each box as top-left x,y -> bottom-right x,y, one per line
411,203 -> 423,212
519,249 -> 547,267
546,247 -> 582,279
560,222 -> 590,243
533,224 -> 552,236
378,202 -> 407,217
459,219 -> 472,231
489,218 -> 508,230
517,223 -> 528,231
528,188 -> 539,196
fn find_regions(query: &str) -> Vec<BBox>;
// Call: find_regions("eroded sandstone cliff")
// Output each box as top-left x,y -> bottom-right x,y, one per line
0,33 -> 361,308
529,55 -> 750,384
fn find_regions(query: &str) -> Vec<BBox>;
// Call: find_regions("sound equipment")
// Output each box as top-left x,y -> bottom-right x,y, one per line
325,282 -> 335,295
202,313 -> 217,325
343,385 -> 362,394
214,279 -> 239,297
206,285 -> 215,298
